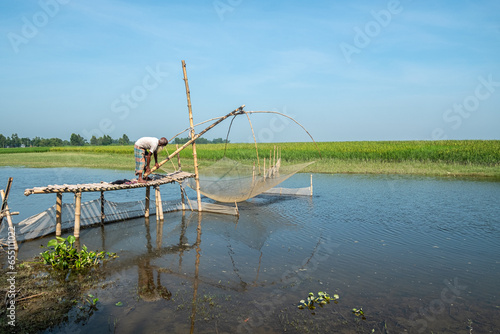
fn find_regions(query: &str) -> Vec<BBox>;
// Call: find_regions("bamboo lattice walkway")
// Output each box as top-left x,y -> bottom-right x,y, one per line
24,171 -> 194,196
22,171 -> 196,238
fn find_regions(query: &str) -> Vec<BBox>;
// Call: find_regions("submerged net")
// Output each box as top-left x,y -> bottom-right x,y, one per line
0,198 -> 237,244
185,157 -> 314,203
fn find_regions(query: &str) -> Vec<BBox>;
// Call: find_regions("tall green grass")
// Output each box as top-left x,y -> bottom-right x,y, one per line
172,140 -> 500,165
1,140 -> 498,166
0,147 -> 51,154
49,146 -> 134,154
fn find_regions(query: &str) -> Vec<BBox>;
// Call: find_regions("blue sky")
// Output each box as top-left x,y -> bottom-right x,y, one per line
1,0 -> 499,143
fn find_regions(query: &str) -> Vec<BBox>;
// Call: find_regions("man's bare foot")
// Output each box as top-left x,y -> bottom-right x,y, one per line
138,178 -> 148,184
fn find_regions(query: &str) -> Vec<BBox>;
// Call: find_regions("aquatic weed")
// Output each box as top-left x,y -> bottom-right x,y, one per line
40,235 -> 117,270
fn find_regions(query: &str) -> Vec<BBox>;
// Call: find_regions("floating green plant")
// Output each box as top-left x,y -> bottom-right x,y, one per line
297,291 -> 339,311
352,307 -> 366,320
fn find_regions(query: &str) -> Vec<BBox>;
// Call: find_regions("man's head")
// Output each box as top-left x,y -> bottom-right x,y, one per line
159,137 -> 168,146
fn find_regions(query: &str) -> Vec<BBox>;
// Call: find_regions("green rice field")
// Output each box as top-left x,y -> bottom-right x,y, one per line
1,140 -> 499,179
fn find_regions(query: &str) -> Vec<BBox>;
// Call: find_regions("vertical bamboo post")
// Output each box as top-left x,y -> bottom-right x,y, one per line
269,150 -> 272,177
100,189 -> 105,225
0,177 -> 13,226
155,186 -> 164,220
145,186 -> 150,218
158,189 -> 164,220
180,184 -> 186,211
263,157 -> 266,179
273,145 -> 276,167
0,190 -> 18,251
56,193 -> 62,236
310,174 -> 313,196
74,191 -> 82,238
182,60 -> 202,212
155,187 -> 159,218
176,144 -> 182,170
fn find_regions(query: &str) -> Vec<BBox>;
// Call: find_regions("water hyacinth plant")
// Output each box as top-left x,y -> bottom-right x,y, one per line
352,307 -> 366,320
40,235 -> 117,270
297,291 -> 339,311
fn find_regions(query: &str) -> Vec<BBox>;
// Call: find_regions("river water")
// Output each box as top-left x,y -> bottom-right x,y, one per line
1,167 -> 499,333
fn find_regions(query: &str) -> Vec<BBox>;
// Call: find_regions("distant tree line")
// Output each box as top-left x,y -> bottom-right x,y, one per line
0,133 -> 131,148
173,137 -> 229,144
0,133 -> 229,148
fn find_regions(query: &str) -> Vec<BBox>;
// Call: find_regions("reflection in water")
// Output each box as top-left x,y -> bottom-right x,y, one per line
190,213 -> 202,334
116,212 -> 205,332
2,170 -> 499,333
137,217 -> 172,302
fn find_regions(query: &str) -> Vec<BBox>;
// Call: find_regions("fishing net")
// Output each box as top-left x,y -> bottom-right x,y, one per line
185,157 -> 314,203
0,198 -> 237,244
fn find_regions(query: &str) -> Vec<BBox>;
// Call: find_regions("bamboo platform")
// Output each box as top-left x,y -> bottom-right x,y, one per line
24,171 -> 194,196
23,171 -> 195,238
14,61 -> 246,242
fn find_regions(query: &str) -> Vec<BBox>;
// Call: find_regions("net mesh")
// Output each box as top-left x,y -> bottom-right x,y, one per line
0,158 -> 313,244
185,157 -> 314,203
0,198 -> 237,243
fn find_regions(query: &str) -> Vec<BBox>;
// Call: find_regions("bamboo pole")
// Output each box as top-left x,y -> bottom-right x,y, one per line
0,177 -> 13,226
155,187 -> 159,218
100,190 -> 105,225
56,193 -> 62,236
180,184 -> 185,211
158,190 -> 164,220
155,186 -> 164,220
145,186 -> 150,218
263,157 -> 266,180
273,145 -> 276,168
310,174 -> 313,196
176,144 -> 182,170
74,191 -> 82,238
145,104 -> 245,176
1,190 -> 18,251
270,150 -> 272,177
181,60 -> 202,212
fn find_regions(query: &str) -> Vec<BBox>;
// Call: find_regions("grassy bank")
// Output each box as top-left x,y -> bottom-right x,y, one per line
1,140 -> 499,179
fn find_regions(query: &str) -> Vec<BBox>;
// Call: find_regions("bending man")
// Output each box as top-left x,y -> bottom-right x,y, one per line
134,137 -> 168,183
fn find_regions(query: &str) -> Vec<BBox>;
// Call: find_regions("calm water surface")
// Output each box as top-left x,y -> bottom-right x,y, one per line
1,167 -> 499,333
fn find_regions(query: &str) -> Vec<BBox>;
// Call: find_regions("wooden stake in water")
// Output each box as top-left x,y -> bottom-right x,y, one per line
0,177 -> 13,226
145,186 -> 150,218
56,193 -> 62,236
176,144 -> 182,170
155,186 -> 164,221
100,189 -> 105,226
182,60 -> 202,212
1,188 -> 18,251
74,191 -> 82,238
